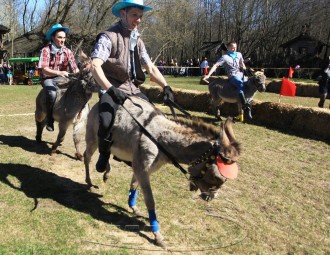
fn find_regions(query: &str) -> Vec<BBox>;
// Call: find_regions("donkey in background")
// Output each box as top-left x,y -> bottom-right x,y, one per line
35,51 -> 99,160
208,70 -> 266,122
83,96 -> 241,248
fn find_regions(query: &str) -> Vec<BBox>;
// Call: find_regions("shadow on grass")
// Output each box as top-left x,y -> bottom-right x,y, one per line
0,135 -> 78,160
0,163 -> 153,243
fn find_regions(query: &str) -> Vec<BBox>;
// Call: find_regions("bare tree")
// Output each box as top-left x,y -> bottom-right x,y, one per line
3,0 -> 329,67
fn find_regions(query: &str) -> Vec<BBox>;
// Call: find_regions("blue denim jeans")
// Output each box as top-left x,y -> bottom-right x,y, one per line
229,75 -> 244,95
43,76 -> 67,102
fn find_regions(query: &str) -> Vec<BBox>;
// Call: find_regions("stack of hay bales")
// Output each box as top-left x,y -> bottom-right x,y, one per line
141,85 -> 330,142
252,100 -> 330,141
266,80 -> 321,98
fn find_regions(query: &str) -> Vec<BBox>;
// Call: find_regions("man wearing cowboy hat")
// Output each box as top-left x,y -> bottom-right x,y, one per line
91,0 -> 175,173
38,24 -> 79,131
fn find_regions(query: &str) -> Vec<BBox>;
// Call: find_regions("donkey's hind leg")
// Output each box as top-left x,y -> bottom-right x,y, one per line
35,110 -> 47,143
211,98 -> 223,120
83,125 -> 98,188
72,120 -> 86,161
73,104 -> 90,161
128,174 -> 142,216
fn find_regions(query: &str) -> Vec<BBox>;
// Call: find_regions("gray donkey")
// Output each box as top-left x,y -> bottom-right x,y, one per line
35,51 -> 99,160
208,70 -> 266,121
83,96 -> 241,248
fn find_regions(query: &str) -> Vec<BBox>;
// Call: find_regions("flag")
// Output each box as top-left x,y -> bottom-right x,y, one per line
280,77 -> 296,97
288,66 -> 294,78
203,68 -> 208,75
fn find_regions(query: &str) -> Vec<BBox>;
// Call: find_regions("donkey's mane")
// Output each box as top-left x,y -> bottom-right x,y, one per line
168,116 -> 218,137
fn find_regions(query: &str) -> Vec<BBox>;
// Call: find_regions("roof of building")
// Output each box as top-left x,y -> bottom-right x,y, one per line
0,24 -> 10,34
199,41 -> 226,53
3,31 -> 44,57
280,33 -> 327,48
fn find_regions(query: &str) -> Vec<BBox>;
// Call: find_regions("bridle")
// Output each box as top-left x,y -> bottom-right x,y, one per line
67,63 -> 95,90
188,141 -> 236,196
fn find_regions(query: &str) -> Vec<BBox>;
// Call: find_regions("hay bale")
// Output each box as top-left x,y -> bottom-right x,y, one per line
291,107 -> 330,139
265,79 -> 319,98
140,86 -> 330,141
266,80 -> 281,93
174,90 -> 210,112
199,76 -> 227,85
140,86 -> 164,103
253,100 -> 330,141
199,77 -> 209,85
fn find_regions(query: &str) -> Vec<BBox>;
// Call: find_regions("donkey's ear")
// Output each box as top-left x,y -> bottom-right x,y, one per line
78,50 -> 89,62
224,117 -> 236,143
219,120 -> 230,146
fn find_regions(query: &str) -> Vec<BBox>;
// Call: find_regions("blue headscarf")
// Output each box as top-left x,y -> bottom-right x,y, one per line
227,51 -> 238,59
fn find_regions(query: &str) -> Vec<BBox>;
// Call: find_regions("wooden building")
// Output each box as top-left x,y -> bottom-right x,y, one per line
280,25 -> 329,67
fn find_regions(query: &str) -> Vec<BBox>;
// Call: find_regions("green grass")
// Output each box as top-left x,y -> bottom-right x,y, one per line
0,83 -> 329,254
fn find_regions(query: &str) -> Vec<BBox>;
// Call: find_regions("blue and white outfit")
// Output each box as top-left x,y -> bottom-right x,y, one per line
216,51 -> 245,96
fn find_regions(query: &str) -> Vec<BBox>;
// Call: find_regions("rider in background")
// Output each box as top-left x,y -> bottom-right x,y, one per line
317,61 -> 330,108
204,41 -> 252,119
91,0 -> 175,173
38,24 -> 79,131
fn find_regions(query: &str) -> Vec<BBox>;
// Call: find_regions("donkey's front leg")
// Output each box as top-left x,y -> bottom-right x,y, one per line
72,119 -> 86,161
35,120 -> 46,143
50,121 -> 69,156
134,172 -> 166,248
235,103 -> 244,122
211,98 -> 222,120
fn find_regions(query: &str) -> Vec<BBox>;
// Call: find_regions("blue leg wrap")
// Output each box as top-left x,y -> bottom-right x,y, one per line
148,209 -> 159,232
128,189 -> 138,207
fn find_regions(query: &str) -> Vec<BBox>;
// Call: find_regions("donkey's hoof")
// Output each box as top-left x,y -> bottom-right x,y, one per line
75,153 -> 84,161
130,206 -> 143,217
35,135 -> 42,144
103,171 -> 110,183
154,232 -> 166,249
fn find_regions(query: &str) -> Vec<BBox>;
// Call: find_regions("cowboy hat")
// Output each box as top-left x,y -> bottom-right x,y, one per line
112,0 -> 152,18
45,24 -> 69,41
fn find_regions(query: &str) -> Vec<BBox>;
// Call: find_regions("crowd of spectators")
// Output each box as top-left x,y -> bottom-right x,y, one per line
0,62 -> 13,85
155,57 -> 210,77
